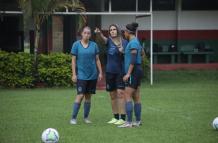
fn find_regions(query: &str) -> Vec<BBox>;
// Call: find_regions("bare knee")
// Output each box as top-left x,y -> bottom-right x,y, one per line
110,91 -> 117,100
117,90 -> 125,99
75,94 -> 84,103
85,94 -> 91,102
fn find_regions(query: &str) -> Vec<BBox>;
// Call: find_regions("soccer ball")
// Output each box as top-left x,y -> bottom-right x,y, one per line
41,128 -> 59,143
212,117 -> 218,130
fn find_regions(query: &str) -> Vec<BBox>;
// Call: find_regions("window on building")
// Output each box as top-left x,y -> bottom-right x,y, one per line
182,0 -> 218,10
104,0 -> 175,12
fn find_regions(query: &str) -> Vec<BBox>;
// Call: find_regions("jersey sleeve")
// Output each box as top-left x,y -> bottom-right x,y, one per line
71,42 -> 78,56
129,42 -> 138,50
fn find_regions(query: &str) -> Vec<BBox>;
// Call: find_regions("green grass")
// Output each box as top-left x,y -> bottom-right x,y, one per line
0,70 -> 218,143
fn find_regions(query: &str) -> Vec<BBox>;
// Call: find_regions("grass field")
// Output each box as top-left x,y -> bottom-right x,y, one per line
0,70 -> 218,143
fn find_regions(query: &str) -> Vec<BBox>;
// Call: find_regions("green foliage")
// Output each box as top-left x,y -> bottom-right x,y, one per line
38,53 -> 73,87
0,51 -> 34,88
142,55 -> 150,80
0,51 -> 73,88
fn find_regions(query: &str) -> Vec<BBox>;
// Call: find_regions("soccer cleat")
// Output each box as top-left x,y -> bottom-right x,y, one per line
84,118 -> 92,124
114,119 -> 125,125
132,121 -> 142,127
70,119 -> 77,125
117,122 -> 132,128
107,118 -> 118,124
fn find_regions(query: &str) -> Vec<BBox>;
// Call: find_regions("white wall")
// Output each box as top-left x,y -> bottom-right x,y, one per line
101,11 -> 218,30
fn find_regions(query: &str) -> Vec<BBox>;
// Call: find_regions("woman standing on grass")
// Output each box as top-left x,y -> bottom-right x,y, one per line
70,26 -> 103,125
118,22 -> 143,128
95,24 -> 128,125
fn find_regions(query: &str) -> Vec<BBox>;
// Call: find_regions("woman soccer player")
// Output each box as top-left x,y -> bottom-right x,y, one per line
70,26 -> 103,125
95,24 -> 128,125
118,22 -> 143,128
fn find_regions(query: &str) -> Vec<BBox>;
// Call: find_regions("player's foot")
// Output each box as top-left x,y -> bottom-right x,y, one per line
70,119 -> 77,125
114,119 -> 125,125
84,118 -> 92,124
132,121 -> 142,127
117,122 -> 132,128
107,118 -> 118,124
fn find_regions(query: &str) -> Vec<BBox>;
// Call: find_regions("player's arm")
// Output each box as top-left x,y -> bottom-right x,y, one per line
71,55 -> 77,82
96,55 -> 103,81
123,49 -> 137,82
95,27 -> 108,44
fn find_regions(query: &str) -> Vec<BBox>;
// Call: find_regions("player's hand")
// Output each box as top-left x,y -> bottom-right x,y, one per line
72,75 -> 77,83
123,74 -> 130,82
94,27 -> 101,34
98,73 -> 103,81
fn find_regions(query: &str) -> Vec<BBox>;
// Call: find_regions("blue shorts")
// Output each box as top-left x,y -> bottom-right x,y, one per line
76,79 -> 97,95
125,65 -> 143,89
106,72 -> 125,92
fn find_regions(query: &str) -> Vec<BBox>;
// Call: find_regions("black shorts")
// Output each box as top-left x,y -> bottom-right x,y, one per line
76,79 -> 97,95
106,72 -> 125,92
125,66 -> 143,89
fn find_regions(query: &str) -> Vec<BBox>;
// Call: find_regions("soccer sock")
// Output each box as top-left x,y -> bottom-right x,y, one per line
84,101 -> 91,119
134,103 -> 141,121
72,102 -> 81,119
120,114 -> 126,121
126,101 -> 133,122
114,114 -> 119,120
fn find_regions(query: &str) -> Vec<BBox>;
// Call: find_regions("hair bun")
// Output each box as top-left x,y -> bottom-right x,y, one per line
131,22 -> 139,28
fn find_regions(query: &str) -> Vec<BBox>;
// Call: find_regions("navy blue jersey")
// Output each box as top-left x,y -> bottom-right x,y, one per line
106,38 -> 128,74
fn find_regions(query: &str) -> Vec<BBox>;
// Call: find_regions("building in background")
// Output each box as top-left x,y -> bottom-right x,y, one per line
1,0 -> 218,64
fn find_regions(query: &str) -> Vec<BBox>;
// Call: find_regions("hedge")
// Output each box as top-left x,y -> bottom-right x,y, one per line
0,50 -> 149,88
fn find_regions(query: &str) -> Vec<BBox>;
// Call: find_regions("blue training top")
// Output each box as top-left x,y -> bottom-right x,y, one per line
71,40 -> 99,80
124,37 -> 142,74
106,38 -> 128,74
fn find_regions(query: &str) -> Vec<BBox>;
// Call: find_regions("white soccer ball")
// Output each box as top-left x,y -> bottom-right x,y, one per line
212,117 -> 218,130
41,128 -> 59,143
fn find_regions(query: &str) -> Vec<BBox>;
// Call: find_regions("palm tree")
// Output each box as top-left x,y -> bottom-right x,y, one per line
18,0 -> 86,54
18,0 -> 86,81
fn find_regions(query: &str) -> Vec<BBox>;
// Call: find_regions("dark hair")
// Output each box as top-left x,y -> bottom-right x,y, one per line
126,22 -> 139,33
80,26 -> 91,34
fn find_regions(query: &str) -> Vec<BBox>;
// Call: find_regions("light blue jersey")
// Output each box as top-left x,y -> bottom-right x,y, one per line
71,40 -> 99,80
124,37 -> 142,73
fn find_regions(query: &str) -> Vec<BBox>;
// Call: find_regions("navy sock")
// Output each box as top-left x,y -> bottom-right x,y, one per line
72,102 -> 81,119
134,103 -> 141,121
114,114 -> 119,120
120,114 -> 126,121
84,101 -> 91,119
126,101 -> 133,122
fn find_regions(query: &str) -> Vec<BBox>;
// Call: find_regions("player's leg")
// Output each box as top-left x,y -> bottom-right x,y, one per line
114,89 -> 126,125
106,73 -> 119,123
70,80 -> 86,125
114,73 -> 126,125
132,87 -> 142,127
84,93 -> 92,123
118,86 -> 135,128
83,79 -> 97,123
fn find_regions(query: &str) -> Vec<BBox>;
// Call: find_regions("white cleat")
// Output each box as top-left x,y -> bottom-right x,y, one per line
117,122 -> 132,128
84,118 -> 92,124
132,121 -> 142,127
70,119 -> 77,125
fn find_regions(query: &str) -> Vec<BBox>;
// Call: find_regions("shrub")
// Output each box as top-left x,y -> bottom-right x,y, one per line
0,51 -> 34,88
37,53 -> 73,87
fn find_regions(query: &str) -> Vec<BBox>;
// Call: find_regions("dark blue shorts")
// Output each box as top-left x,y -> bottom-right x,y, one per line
106,72 -> 125,92
76,79 -> 97,95
125,66 -> 143,89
